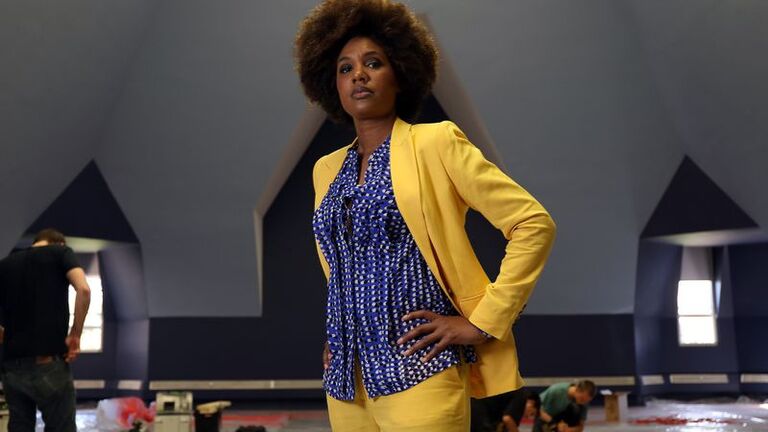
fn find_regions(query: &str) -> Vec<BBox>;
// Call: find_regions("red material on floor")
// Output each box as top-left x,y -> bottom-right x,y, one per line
631,416 -> 738,425
221,411 -> 329,428
222,414 -> 289,426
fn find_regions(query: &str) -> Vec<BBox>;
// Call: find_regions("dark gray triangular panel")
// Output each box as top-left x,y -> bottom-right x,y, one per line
642,156 -> 758,238
26,161 -> 138,243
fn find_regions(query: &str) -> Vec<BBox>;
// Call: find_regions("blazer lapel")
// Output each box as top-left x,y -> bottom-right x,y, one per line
314,140 -> 355,210
389,118 -> 449,294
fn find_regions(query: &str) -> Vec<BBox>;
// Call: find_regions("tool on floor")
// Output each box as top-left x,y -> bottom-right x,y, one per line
154,391 -> 194,432
194,400 -> 231,432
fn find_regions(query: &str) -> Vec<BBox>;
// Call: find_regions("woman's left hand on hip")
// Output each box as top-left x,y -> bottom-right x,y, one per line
397,310 -> 489,362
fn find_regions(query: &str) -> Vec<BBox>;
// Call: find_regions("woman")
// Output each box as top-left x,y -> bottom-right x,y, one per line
295,1 -> 556,430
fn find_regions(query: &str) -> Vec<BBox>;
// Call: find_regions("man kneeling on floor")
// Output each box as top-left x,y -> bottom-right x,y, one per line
533,380 -> 596,432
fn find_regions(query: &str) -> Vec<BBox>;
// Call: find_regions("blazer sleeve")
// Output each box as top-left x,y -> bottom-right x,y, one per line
436,121 -> 556,340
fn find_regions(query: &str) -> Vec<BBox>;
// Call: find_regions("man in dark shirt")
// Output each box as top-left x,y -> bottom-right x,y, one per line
471,388 -> 540,432
0,229 -> 91,432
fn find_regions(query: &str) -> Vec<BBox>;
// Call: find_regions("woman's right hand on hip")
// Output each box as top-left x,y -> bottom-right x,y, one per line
323,342 -> 332,370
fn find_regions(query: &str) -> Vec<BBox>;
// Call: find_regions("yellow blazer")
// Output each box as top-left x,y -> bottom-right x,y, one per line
312,118 -> 556,398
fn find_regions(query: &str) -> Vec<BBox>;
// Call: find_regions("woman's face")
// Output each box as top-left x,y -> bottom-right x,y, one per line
336,36 -> 399,122
524,400 -> 538,419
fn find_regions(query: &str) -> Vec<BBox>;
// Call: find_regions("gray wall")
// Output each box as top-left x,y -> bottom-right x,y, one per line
1,1 -> 767,319
0,0 -> 154,252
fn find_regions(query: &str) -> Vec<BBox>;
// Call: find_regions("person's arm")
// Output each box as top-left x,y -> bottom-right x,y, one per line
539,409 -> 553,424
313,158 -> 333,371
501,415 -> 520,432
439,122 -> 556,340
398,122 -> 556,360
65,267 -> 91,362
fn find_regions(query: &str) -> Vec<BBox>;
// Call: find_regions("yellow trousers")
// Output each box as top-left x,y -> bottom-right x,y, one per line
326,363 -> 470,431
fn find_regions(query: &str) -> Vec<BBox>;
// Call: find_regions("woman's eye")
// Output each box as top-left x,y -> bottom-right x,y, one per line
366,59 -> 381,69
339,64 -> 352,74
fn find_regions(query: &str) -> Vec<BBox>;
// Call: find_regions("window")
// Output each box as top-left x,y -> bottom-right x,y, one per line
677,279 -> 718,346
69,274 -> 103,352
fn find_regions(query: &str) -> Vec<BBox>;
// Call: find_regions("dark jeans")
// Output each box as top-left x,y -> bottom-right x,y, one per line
470,397 -> 497,432
1,357 -> 76,432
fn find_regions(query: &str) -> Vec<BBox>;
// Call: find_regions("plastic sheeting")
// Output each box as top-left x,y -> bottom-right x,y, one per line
27,398 -> 768,431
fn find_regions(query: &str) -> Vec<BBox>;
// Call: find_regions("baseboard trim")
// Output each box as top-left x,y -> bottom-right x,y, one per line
74,380 -> 106,389
741,374 -> 768,384
640,375 -> 665,386
148,380 -> 324,391
668,374 -> 729,384
117,380 -> 144,390
523,376 -> 635,387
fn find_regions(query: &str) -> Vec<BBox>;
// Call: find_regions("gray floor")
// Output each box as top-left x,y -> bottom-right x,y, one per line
28,398 -> 768,431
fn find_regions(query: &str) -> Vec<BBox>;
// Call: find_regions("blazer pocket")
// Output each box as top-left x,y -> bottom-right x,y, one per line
457,291 -> 485,316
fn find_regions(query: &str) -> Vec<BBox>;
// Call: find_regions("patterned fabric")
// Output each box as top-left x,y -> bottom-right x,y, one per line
313,137 -> 475,401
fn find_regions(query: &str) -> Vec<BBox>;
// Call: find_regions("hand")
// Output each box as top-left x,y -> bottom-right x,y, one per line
397,310 -> 489,363
65,334 -> 81,363
502,415 -> 520,432
539,410 -> 553,424
322,342 -> 332,370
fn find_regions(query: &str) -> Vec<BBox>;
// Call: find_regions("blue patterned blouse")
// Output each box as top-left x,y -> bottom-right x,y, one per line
313,137 -> 474,401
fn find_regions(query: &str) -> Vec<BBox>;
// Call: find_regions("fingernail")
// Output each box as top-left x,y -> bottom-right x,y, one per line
396,338 -> 403,344
420,357 -> 427,363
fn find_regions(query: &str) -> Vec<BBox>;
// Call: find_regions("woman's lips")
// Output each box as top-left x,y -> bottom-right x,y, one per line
352,87 -> 373,99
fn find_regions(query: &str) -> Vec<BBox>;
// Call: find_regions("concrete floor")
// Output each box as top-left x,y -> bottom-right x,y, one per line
567,398 -> 768,431
29,398 -> 768,431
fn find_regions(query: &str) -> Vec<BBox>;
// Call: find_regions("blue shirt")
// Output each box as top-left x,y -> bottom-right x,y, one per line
313,137 -> 473,401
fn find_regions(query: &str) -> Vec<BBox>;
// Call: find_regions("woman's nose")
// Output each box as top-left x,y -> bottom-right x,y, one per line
353,68 -> 368,83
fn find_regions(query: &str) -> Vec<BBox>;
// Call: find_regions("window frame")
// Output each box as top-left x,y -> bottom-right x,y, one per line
676,279 -> 719,347
69,274 -> 104,354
